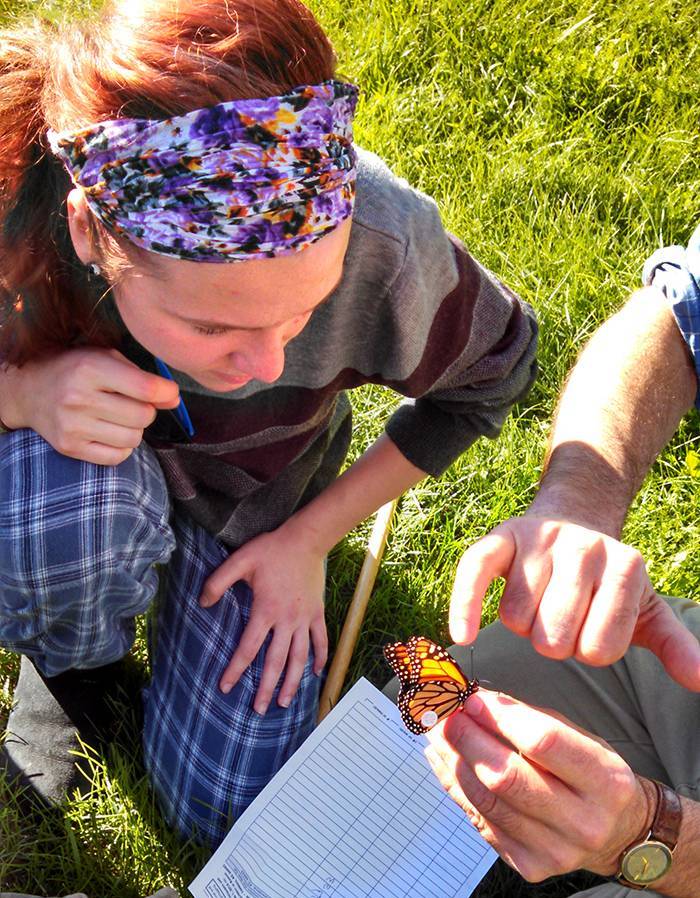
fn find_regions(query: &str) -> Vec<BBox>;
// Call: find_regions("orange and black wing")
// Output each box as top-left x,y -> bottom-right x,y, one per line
384,635 -> 478,734
383,639 -> 419,689
398,680 -> 468,734
404,636 -> 469,689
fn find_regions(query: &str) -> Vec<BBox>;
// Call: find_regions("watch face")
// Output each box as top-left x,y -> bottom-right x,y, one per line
620,841 -> 673,884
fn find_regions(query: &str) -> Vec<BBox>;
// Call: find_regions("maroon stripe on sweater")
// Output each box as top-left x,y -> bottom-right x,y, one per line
375,236 -> 479,395
146,240 -> 487,481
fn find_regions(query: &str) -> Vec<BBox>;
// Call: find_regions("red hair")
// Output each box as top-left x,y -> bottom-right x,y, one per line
0,0 -> 336,366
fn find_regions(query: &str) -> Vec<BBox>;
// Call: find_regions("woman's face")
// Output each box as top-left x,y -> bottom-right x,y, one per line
113,218 -> 351,390
68,190 -> 351,391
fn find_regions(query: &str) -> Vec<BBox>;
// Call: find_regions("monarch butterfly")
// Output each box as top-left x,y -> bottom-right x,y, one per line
384,635 -> 478,735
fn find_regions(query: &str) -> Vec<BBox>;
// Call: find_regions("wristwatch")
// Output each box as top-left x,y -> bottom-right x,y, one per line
617,779 -> 682,890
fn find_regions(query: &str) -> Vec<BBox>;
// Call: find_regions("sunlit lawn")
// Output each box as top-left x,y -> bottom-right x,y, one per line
1,0 -> 698,894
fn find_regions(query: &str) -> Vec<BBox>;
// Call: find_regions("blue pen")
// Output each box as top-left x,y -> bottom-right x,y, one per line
154,357 -> 196,438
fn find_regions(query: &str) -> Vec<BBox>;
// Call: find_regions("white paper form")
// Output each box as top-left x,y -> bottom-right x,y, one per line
189,678 -> 497,898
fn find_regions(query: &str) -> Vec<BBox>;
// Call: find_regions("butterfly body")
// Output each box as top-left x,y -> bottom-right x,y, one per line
384,636 -> 478,735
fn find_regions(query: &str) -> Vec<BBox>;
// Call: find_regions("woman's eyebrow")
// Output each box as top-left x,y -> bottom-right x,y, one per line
172,277 -> 341,331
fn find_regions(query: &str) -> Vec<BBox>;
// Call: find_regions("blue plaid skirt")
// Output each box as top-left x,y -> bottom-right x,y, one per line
0,429 -> 320,846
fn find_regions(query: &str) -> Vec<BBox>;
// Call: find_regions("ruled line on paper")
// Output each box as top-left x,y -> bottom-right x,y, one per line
189,678 -> 497,898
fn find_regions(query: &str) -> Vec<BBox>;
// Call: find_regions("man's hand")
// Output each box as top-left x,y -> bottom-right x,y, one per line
199,524 -> 328,715
450,516 -> 700,691
426,689 -> 651,882
1,347 -> 180,464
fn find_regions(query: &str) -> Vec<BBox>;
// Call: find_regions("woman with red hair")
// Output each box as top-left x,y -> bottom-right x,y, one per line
0,0 -> 536,845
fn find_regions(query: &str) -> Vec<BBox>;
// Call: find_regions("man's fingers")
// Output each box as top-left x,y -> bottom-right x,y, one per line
634,597 -> 700,691
456,691 -> 631,797
425,740 -> 521,869
572,542 -> 647,665
529,542 -> 597,659
429,708 -> 583,856
575,582 -> 641,667
450,529 -> 516,644
427,737 -> 571,882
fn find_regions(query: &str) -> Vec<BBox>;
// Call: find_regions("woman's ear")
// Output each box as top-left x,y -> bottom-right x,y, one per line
66,188 -> 94,266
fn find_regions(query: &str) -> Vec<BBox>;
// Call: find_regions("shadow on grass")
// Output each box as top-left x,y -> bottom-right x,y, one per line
0,661 -> 208,897
3,559 -> 610,898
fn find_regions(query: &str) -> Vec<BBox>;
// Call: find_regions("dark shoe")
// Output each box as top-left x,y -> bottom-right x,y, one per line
1,654 -> 143,807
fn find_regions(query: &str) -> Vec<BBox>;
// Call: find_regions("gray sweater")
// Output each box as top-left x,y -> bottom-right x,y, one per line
126,148 -> 538,547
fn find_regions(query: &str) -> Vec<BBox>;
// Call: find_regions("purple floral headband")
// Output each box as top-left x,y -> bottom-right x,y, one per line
48,80 -> 358,262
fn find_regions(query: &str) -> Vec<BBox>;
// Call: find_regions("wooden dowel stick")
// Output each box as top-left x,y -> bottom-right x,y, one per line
317,498 -> 398,723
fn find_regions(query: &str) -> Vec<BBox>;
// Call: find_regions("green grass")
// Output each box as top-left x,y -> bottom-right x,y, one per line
1,0 -> 699,894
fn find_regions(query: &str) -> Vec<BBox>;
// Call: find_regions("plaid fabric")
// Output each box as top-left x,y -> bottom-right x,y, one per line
0,429 -> 174,675
0,429 -> 319,847
144,513 -> 319,847
643,222 -> 700,406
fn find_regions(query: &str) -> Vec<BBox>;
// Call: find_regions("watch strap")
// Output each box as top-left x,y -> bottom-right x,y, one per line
616,778 -> 682,889
651,780 -> 682,849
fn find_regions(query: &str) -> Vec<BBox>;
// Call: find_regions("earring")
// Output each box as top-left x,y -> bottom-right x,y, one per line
88,262 -> 102,277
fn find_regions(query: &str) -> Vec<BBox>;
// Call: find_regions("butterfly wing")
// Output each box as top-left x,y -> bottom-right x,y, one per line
383,640 -> 418,688
399,679 -> 467,734
385,635 -> 478,734
405,636 -> 469,689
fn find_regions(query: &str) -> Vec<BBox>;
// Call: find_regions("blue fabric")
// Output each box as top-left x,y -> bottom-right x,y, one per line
144,512 -> 319,846
0,429 -> 319,847
642,222 -> 700,406
0,430 -> 174,673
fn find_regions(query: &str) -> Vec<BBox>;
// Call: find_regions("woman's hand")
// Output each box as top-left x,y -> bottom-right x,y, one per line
426,689 -> 651,882
450,515 -> 700,690
199,524 -> 328,715
1,347 -> 180,464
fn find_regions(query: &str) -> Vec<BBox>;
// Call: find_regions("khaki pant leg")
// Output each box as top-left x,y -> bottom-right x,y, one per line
572,885 -> 654,897
383,597 -> 700,898
445,596 -> 700,798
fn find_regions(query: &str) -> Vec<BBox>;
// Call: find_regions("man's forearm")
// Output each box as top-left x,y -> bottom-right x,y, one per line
529,287 -> 696,537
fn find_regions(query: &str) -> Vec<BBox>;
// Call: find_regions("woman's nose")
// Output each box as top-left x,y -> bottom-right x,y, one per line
237,328 -> 287,383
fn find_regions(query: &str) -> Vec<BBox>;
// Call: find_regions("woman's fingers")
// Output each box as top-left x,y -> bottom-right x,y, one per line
83,420 -> 150,450
78,443 -> 135,466
95,390 -> 160,429
254,629 -> 293,715
310,615 -> 328,674
200,554 -> 248,608
277,629 -> 310,708
219,615 -> 269,695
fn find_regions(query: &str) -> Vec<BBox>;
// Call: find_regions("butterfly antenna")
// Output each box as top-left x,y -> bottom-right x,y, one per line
470,645 -> 475,681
